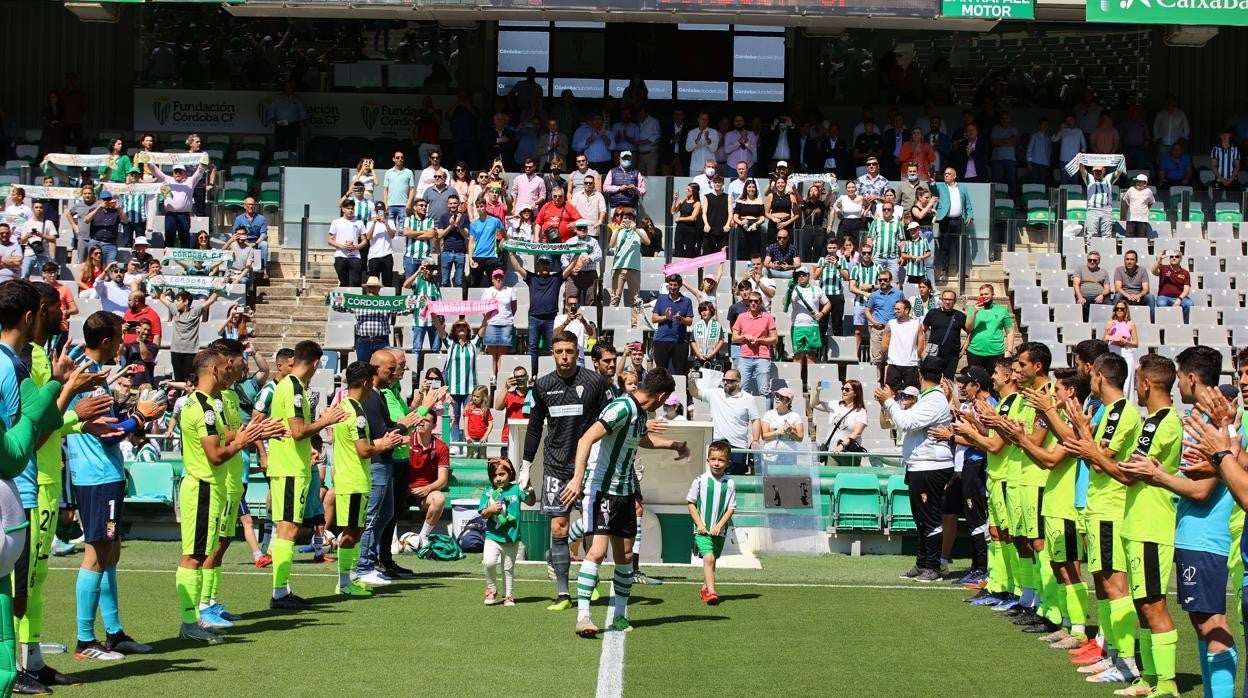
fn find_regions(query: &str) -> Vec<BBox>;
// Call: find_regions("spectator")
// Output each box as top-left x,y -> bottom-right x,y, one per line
932,167 -> 973,282
671,183 -> 703,259
876,356 -> 955,582
1104,301 -> 1140,402
989,112 -> 1019,197
1153,95 -> 1190,166
800,181 -> 833,258
328,202 -> 365,287
900,130 -> 937,184
509,158 -> 546,214
93,262 -> 131,312
611,108 -> 639,160
572,114 -> 614,172
685,112 -> 720,174
537,120 -> 568,172
831,179 -> 867,242
1121,174 -> 1155,239
130,236 -> 154,271
868,200 -> 904,282
435,317 -> 484,446
218,303 -> 255,343
1072,251 -> 1111,316
363,208 -> 398,288
635,107 -> 661,175
1025,117 -> 1053,185
1052,114 -> 1086,184
562,220 -> 603,305
1113,249 -> 1154,319
1159,143 -> 1193,188
341,181 -> 375,220
570,172 -> 606,240
608,210 -> 648,312
552,293 -> 595,366
76,246 -> 104,297
118,168 -> 148,249
1210,127 -> 1241,194
638,215 -> 663,257
690,368 -> 761,475
652,274 -> 694,375
82,190 -> 127,267
1152,250 -> 1193,323
468,198 -> 505,287
1089,113 -> 1120,155
34,175 -> 61,230
423,170 -> 455,223
815,237 -> 850,345
731,290 -> 778,401
1078,160 -> 1120,239
882,298 -> 923,391
438,195 -> 469,288
763,228 -> 801,279
723,115 -> 758,174
493,365 -> 530,458
481,269 -> 517,379
42,262 -> 78,350
352,157 -> 377,198
67,185 -> 99,263
732,179 -> 767,261
661,108 -> 691,177
415,149 -> 446,198
542,158 -> 567,209
382,151 -> 415,229
120,320 -> 159,387
157,287 -> 221,382
0,225 -> 20,282
535,188 -> 581,244
122,290 -> 162,344
567,154 -> 600,200
853,121 -> 883,169
603,151 -> 645,220
921,288 -> 966,379
149,163 -> 202,249
952,123 -> 989,183
691,300 -> 727,371
848,244 -> 879,362
1120,103 -> 1151,170
813,379 -> 868,466
231,198 -> 270,274
764,177 -> 799,252
760,386 -> 806,458
864,269 -> 904,378
184,133 -> 216,217
405,410 -> 450,558
97,138 -> 132,184
785,268 -> 830,371
508,253 -> 571,374
900,222 -> 932,286
269,79 -> 307,153
18,202 -> 57,279
963,284 -> 1015,369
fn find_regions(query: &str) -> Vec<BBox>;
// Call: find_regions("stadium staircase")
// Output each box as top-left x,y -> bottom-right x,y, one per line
250,245 -> 341,358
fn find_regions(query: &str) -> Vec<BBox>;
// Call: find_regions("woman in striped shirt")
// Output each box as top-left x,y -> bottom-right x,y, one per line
436,317 -> 486,448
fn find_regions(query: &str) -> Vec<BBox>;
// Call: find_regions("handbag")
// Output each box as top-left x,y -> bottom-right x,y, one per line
821,407 -> 864,452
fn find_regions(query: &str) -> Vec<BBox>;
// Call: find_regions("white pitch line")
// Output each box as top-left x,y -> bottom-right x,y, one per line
595,628 -> 626,698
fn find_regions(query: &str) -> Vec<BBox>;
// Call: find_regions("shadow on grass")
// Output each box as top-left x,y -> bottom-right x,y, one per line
712,592 -> 761,602
369,582 -> 448,596
229,616 -> 332,634
71,657 -> 212,683
629,613 -> 729,628
408,570 -> 470,580
625,595 -> 665,608
1176,672 -> 1202,695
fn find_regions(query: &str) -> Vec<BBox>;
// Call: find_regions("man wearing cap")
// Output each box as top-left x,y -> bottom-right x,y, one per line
231,197 -> 270,274
876,356 -> 955,582
130,236 -> 154,271
562,220 -> 602,305
785,268 -> 830,371
603,151 -> 646,219
149,161 -> 203,248
82,190 -> 128,267
1120,174 -> 1155,239
1078,155 -> 1120,239
331,276 -> 394,364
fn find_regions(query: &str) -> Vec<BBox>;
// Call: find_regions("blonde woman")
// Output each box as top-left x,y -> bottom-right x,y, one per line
1104,301 -> 1139,401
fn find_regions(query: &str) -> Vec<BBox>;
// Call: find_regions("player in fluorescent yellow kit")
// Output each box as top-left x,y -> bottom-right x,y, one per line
330,361 -> 406,597
176,350 -> 275,643
1000,368 -> 1092,648
267,340 -> 346,611
1111,355 -> 1184,698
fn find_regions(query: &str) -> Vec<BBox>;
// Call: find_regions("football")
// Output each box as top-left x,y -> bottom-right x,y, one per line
399,531 -> 422,553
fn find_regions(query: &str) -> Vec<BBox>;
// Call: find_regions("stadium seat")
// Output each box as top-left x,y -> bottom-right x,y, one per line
1065,201 -> 1087,222
832,472 -> 883,533
219,180 -> 249,209
234,150 -> 262,168
1216,203 -> 1244,223
1027,200 -> 1053,223
125,461 -> 177,506
260,181 -> 281,211
884,474 -> 915,534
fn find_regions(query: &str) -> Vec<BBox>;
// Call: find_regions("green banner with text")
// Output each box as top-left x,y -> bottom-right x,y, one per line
942,0 -> 1033,18
1087,0 -> 1248,25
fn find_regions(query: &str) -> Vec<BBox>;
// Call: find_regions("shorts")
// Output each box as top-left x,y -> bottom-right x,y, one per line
1044,516 -> 1083,563
484,324 -> 515,348
694,533 -> 725,558
885,365 -> 919,392
1126,539 -> 1174,600
987,479 -> 1010,531
335,493 -> 368,528
942,475 -> 964,515
540,473 -> 575,517
852,306 -> 867,327
75,481 -> 126,544
581,491 -> 638,538
791,325 -> 822,354
270,475 -> 310,525
218,493 -> 241,540
178,477 -> 221,557
1008,484 -> 1043,540
1086,519 -> 1128,575
238,483 -> 252,517
12,509 -> 32,599
1175,548 -> 1227,615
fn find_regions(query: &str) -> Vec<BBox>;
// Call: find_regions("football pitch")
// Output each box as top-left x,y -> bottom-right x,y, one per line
37,542 -> 1224,697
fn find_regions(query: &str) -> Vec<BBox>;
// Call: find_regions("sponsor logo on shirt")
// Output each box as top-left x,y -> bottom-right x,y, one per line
549,404 -> 584,418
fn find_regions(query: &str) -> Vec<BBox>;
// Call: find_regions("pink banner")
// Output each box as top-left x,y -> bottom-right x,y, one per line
663,249 -> 727,277
421,298 -> 499,319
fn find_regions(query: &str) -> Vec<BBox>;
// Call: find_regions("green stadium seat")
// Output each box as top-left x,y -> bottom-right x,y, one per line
124,461 -> 177,506
1168,186 -> 1192,209
1027,200 -> 1054,223
831,472 -> 883,532
1185,208 -> 1206,222
219,180 -> 249,209
1148,208 -> 1168,222
1065,201 -> 1087,222
233,149 -> 262,168
1216,204 -> 1243,223
993,198 -> 1015,222
884,474 -> 915,534
260,182 -> 281,211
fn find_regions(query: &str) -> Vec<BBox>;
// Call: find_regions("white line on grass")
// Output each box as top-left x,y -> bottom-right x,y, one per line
596,628 -> 625,698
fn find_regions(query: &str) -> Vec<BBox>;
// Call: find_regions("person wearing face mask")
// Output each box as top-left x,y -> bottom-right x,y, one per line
691,159 -> 718,198
895,163 -> 929,217
602,150 -> 647,220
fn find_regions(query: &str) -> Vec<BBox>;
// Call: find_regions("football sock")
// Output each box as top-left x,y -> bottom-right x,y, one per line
612,568 -> 633,618
576,561 -> 599,615
1097,599 -> 1113,650
0,583 -> 15,695
99,566 -> 121,635
271,538 -> 295,598
567,520 -> 585,546
1002,542 -> 1021,595
551,536 -> 571,597
337,547 -> 358,588
21,642 -> 43,672
419,522 -> 434,538
1066,582 -> 1089,637
1151,629 -> 1177,683
986,540 -> 1007,594
74,569 -> 102,643
1139,628 -> 1155,685
1208,646 -> 1237,697
1108,595 -> 1138,659
175,567 -> 201,624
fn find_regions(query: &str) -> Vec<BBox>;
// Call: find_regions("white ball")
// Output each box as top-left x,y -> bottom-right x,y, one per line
399,532 -> 421,553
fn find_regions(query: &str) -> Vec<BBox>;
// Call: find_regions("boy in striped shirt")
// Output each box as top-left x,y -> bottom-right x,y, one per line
120,169 -> 148,248
687,440 -> 736,606
568,368 -> 690,637
900,222 -> 931,285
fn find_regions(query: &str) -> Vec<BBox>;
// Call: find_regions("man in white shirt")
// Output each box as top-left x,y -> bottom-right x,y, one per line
328,203 -> 365,287
570,175 -> 607,238
364,209 -> 397,287
689,368 -> 762,476
787,268 -> 830,368
19,202 -> 58,279
685,112 -> 720,174
726,161 -> 751,205
553,294 -> 595,367
0,224 -> 22,281
691,159 -> 718,198
414,150 -> 446,199
94,263 -> 132,313
881,298 -> 924,392
1152,95 -> 1190,166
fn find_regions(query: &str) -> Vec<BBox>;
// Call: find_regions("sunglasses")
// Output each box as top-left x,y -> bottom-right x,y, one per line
722,378 -> 739,384
841,387 -> 852,392
748,299 -> 761,304
1115,307 -> 1128,312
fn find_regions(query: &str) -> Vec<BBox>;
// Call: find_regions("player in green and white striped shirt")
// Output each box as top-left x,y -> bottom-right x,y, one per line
568,369 -> 690,637
437,317 -> 484,445
900,222 -> 931,284
686,440 -> 736,605
402,200 -> 437,279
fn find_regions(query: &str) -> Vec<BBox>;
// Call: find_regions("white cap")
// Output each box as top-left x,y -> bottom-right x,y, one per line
906,222 -> 920,230
776,160 -> 789,168
133,236 -> 149,246
1135,173 -> 1149,182
363,276 -> 382,287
